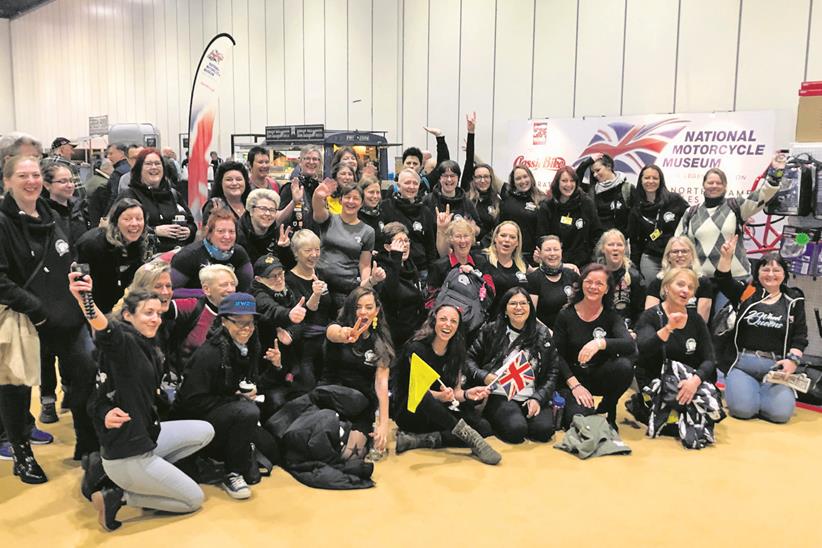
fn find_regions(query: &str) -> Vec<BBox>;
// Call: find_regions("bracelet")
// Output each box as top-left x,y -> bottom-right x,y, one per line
786,353 -> 802,365
571,384 -> 583,392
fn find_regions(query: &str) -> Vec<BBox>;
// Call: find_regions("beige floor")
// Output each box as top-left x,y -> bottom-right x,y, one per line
1,397 -> 821,548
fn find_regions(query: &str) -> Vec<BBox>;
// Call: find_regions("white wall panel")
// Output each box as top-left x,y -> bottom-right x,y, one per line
247,0 -> 268,131
808,0 -> 822,81
372,0 -> 400,147
736,0 -> 809,144
303,0 -> 326,124
531,0 -> 577,120
426,0 -> 460,158
575,0 -> 624,117
265,0 -> 286,126
0,18 -> 14,133
283,0 -> 305,124
324,0 -> 348,130
402,0 -> 429,152
492,0 -> 533,166
457,0 -> 495,164
675,0 -> 739,113
348,0 -> 373,130
622,0 -> 678,115
3,0 -> 817,174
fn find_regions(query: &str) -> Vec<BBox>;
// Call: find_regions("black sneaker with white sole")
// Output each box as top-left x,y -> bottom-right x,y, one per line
222,472 -> 251,499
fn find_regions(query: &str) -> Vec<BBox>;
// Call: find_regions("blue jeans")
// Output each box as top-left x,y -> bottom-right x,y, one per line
725,353 -> 795,423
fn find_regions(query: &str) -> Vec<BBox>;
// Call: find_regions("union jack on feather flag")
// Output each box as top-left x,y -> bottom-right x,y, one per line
573,118 -> 689,175
494,351 -> 535,401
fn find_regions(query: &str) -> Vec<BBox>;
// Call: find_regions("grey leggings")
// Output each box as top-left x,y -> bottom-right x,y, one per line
102,420 -> 215,513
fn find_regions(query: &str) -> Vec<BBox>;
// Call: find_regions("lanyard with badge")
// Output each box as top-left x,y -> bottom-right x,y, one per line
646,209 -> 662,242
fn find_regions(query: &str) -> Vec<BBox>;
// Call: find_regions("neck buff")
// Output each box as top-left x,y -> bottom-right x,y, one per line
540,263 -> 563,276
203,238 -> 234,261
703,195 -> 725,208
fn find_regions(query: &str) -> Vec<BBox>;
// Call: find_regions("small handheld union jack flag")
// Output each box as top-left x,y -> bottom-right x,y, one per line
493,351 -> 535,401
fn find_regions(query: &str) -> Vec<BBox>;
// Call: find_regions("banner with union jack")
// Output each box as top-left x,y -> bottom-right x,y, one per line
501,111 -> 775,202
492,350 -> 535,401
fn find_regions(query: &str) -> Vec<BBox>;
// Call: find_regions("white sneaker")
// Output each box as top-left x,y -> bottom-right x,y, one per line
222,472 -> 251,499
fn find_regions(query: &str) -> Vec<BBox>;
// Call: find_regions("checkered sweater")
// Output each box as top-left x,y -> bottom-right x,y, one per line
675,177 -> 780,278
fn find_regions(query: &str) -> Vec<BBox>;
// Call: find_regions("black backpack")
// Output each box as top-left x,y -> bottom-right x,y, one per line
433,267 -> 492,334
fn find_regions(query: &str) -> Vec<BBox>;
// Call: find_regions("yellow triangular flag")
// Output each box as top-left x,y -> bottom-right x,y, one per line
407,352 -> 441,413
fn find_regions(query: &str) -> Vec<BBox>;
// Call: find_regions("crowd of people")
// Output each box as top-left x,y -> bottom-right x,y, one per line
0,119 -> 811,532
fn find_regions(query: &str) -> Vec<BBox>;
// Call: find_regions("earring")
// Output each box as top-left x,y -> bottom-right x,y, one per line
372,315 -> 378,329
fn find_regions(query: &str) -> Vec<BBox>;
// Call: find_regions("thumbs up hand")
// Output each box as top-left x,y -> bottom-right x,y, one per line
289,296 -> 307,323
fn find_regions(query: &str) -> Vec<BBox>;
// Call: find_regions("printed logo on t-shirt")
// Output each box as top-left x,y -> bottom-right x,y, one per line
515,271 -> 527,282
610,201 -> 622,210
525,202 -> 537,211
743,310 -> 784,329
412,221 -> 423,232
663,211 -> 676,223
487,206 -> 495,215
685,338 -> 697,354
55,239 -> 70,257
563,285 -> 575,297
378,221 -> 385,231
592,327 -> 607,340
364,350 -> 377,367
575,218 -> 584,229
354,235 -> 362,244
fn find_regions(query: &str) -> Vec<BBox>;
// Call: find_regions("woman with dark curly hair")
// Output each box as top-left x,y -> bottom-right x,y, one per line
201,160 -> 252,225
390,304 -> 501,465
465,287 -> 560,443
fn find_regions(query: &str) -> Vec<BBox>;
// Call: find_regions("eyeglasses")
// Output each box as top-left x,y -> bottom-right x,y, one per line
267,271 -> 285,279
143,161 -> 163,167
440,174 -> 458,180
253,205 -> 277,215
302,156 -> 321,163
507,301 -> 529,308
225,317 -> 255,330
51,178 -> 73,185
669,250 -> 690,256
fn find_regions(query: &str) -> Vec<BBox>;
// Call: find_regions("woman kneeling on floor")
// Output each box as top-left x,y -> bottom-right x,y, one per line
715,236 -> 808,424
173,293 -> 279,500
69,273 -> 214,532
321,287 -> 394,460
390,305 -> 501,465
465,287 -> 560,443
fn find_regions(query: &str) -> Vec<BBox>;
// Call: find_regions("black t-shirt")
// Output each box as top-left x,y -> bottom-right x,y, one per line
486,260 -> 529,316
527,268 -> 580,329
646,275 -> 713,309
323,332 -> 381,396
390,340 -> 454,410
552,306 -> 636,379
635,306 -> 715,384
284,270 -> 337,327
736,298 -> 790,354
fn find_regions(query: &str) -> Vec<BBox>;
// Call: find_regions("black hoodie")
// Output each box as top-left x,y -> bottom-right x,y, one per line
499,185 -> 542,264
379,193 -> 438,272
277,174 -> 320,232
374,249 -> 425,348
236,211 -> 278,264
535,191 -> 602,268
423,186 -> 480,225
0,194 -> 84,331
121,178 -> 196,252
626,192 -> 688,264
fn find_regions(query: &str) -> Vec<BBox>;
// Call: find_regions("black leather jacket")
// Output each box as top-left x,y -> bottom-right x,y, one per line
464,321 -> 559,405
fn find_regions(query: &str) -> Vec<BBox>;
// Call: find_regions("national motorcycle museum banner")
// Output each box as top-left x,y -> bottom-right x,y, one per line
499,110 -> 776,203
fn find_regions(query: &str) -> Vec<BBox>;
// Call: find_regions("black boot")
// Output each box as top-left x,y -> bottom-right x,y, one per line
451,419 -> 501,465
395,431 -> 442,454
91,485 -> 125,532
11,442 -> 48,484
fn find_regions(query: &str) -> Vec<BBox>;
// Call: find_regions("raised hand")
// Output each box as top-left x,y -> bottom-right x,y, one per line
291,177 -> 304,203
720,234 -> 738,262
466,111 -> 477,133
277,224 -> 293,247
265,340 -> 282,367
667,311 -> 688,330
370,261 -> 386,284
423,126 -> 443,137
289,296 -> 307,323
435,204 -> 453,230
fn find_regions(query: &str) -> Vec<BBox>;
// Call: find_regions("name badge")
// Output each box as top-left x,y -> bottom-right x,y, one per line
649,228 -> 662,241
560,215 -> 573,225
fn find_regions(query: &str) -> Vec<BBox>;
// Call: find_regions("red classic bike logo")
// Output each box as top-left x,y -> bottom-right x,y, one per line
532,121 -> 548,145
208,50 -> 224,63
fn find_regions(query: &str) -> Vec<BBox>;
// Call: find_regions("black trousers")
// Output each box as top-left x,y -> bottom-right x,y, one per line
0,385 -> 32,443
204,399 -> 260,475
394,392 -> 492,447
484,395 -> 555,443
562,357 -> 634,428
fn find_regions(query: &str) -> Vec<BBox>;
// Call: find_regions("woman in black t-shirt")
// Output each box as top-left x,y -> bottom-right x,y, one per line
484,221 -> 530,316
390,305 -> 501,465
644,236 -> 713,323
715,238 -> 808,424
528,235 -> 580,330
323,288 -> 395,457
635,268 -> 715,396
552,264 -> 636,429
284,229 -> 337,392
594,229 -> 645,331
